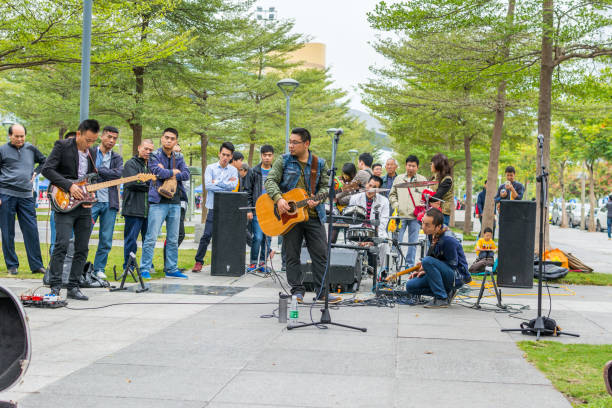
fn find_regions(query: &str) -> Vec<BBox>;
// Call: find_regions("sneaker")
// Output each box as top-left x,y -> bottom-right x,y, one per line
192,262 -> 203,273
316,293 -> 342,304
247,263 -> 258,272
447,289 -> 458,304
8,267 -> 18,276
140,270 -> 152,280
95,270 -> 107,280
424,298 -> 449,308
166,271 -> 188,279
258,262 -> 270,273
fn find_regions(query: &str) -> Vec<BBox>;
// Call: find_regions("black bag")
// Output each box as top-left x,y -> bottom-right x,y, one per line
520,317 -> 561,336
533,263 -> 569,280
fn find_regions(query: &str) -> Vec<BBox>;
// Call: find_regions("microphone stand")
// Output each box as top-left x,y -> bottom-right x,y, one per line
288,129 -> 366,332
501,134 -> 578,340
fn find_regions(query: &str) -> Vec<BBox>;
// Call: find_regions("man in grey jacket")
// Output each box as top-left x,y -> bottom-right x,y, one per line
0,124 -> 46,275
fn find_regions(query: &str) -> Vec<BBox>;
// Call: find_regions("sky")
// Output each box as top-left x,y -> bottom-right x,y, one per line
254,0 -> 397,113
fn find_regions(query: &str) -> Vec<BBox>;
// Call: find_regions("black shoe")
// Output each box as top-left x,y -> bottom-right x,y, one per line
8,267 -> 18,276
424,298 -> 449,308
67,288 -> 88,301
32,267 -> 46,274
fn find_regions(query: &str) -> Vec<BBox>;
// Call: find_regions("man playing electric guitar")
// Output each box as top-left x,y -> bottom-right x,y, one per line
264,127 -> 340,304
41,119 -> 100,301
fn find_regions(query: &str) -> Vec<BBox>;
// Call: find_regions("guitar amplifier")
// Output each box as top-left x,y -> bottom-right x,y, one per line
301,248 -> 362,293
211,192 -> 247,276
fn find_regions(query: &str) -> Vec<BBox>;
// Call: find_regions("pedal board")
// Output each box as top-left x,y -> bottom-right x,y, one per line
20,294 -> 67,308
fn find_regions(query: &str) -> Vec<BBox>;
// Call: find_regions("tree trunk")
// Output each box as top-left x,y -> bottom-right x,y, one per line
463,135 -> 473,235
248,142 -> 255,167
482,0 -> 515,235
132,65 -> 145,155
449,164 -> 456,227
58,126 -> 67,140
535,0 -> 554,252
580,170 -> 586,230
200,132 -> 209,223
587,162 -> 596,232
559,161 -> 568,227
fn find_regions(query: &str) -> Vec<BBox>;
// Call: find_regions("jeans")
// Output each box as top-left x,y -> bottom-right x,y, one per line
398,218 -> 420,268
195,210 -> 214,263
608,217 -> 612,239
91,202 -> 117,273
405,256 -> 456,299
0,194 -> 44,271
49,210 -> 56,256
283,217 -> 327,296
49,206 -> 92,289
250,214 -> 271,264
164,206 -> 185,267
140,204 -> 180,274
123,216 -> 148,270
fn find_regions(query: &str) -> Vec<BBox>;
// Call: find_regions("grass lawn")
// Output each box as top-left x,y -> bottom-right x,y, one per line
0,242 -> 209,281
518,341 -> 612,407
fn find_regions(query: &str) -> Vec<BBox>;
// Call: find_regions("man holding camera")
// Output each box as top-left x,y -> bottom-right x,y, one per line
495,166 -> 524,202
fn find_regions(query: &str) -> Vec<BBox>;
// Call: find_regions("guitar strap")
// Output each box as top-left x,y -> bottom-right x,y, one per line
309,154 -> 318,197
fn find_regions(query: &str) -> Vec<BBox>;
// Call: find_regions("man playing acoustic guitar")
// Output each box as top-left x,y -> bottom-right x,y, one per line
264,127 -> 340,304
41,119 -> 100,301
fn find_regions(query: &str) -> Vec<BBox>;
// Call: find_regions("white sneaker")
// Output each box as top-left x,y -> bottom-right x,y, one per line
95,271 -> 107,280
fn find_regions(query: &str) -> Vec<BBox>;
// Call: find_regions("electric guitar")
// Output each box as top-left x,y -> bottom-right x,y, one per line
49,173 -> 156,213
256,181 -> 360,237
392,180 -> 439,189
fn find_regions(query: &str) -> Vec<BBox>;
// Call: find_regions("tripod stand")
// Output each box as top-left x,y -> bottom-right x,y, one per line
501,134 -> 578,340
288,129 -> 366,332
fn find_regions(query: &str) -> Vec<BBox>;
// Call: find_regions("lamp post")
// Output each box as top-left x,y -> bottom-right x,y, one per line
79,0 -> 93,122
348,149 -> 359,164
277,79 -> 300,154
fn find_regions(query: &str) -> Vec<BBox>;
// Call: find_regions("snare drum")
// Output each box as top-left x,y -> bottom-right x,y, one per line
346,226 -> 376,242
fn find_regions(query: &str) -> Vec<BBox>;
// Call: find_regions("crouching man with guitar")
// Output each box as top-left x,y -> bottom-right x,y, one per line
263,128 -> 340,304
41,119 -> 100,301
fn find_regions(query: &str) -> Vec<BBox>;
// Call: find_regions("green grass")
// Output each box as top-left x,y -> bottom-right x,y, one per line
0,242 -> 209,281
555,272 -> 612,287
518,341 -> 612,407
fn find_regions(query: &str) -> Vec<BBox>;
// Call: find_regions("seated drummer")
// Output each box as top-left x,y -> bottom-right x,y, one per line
405,208 -> 471,308
348,175 -> 389,271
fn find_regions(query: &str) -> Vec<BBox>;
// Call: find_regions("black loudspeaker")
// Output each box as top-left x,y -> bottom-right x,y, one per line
497,200 -> 536,288
211,192 -> 247,276
0,285 -> 31,404
301,248 -> 362,292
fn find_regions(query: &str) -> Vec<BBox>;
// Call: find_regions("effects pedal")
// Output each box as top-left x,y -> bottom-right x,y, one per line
21,293 -> 67,308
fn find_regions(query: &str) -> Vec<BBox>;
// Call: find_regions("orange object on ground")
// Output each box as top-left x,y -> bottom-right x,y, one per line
544,248 -> 569,269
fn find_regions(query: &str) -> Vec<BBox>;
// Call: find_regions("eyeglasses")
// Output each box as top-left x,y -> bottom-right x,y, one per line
289,140 -> 304,145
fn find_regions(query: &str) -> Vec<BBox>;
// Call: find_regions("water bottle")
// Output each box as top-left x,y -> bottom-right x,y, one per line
289,295 -> 298,324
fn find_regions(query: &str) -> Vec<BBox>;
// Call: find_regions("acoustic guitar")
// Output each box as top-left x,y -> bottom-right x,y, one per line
256,182 -> 360,237
49,173 -> 156,213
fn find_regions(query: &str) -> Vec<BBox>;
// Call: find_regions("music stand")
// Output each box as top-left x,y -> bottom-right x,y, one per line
288,129 -> 366,332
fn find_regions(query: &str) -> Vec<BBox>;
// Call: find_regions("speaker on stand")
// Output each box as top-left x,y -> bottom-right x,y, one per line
211,192 -> 247,276
497,200 -> 537,288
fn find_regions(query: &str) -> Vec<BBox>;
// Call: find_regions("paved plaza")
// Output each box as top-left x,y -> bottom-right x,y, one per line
1,260 -> 611,407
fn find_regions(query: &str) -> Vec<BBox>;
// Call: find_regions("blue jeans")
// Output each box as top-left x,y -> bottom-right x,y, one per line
398,218 -> 420,268
91,202 -> 117,273
405,256 -> 456,299
608,217 -> 612,239
123,216 -> 148,270
0,194 -> 43,271
250,214 -> 271,264
140,204 -> 180,274
49,210 -> 56,256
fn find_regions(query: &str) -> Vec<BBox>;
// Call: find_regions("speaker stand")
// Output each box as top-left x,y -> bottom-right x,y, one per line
474,266 -> 505,309
500,134 -> 578,340
288,129 -> 366,333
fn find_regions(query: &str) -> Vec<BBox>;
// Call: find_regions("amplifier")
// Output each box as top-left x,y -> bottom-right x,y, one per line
301,247 -> 362,293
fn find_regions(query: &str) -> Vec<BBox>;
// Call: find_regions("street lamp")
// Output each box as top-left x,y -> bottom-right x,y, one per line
277,78 -> 300,153
79,0 -> 93,122
348,149 -> 359,163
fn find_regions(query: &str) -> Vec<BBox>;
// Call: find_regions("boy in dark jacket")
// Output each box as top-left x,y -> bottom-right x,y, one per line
122,139 -> 155,270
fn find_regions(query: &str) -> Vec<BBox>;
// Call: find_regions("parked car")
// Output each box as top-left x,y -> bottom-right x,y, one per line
585,205 -> 608,232
567,203 -> 590,228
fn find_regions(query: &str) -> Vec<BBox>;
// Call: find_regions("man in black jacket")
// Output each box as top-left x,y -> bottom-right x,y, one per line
90,126 -> 123,280
122,139 -> 155,270
246,145 -> 274,271
41,119 -> 100,301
